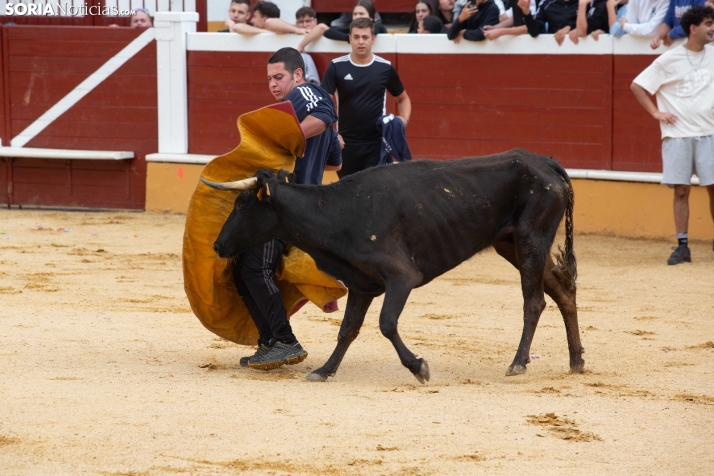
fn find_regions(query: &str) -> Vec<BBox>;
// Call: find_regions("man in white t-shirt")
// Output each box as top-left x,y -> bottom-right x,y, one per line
631,5 -> 714,264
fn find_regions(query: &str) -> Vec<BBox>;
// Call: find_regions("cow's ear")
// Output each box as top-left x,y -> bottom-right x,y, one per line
256,183 -> 271,202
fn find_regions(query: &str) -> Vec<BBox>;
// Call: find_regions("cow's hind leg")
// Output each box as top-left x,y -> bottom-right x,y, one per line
543,258 -> 585,373
305,290 -> 373,382
379,276 -> 429,383
504,236 -> 549,376
495,240 -> 585,374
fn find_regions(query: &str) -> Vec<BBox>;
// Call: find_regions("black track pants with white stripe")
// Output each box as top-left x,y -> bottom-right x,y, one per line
232,239 -> 296,346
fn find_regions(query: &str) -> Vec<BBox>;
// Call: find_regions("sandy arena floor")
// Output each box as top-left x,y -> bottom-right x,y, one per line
0,209 -> 713,475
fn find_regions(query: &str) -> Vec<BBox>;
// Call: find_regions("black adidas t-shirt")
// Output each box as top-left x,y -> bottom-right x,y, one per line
287,82 -> 341,185
321,54 -> 405,144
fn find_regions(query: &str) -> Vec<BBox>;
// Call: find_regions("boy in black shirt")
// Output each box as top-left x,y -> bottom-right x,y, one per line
237,48 -> 341,370
321,17 -> 412,177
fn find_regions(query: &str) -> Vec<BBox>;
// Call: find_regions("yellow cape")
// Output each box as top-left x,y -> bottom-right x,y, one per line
182,103 -> 347,345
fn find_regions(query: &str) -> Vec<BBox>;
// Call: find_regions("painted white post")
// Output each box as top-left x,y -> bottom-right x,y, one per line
155,12 -> 198,154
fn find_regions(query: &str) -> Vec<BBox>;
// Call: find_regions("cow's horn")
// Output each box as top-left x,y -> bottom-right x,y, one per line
200,177 -> 259,191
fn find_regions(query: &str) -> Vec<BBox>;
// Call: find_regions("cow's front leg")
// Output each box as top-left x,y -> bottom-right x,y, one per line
379,277 -> 429,384
306,290 -> 373,382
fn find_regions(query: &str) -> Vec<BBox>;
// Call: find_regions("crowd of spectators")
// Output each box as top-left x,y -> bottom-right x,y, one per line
215,0 -> 705,48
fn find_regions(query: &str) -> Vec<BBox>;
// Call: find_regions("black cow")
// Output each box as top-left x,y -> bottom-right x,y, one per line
203,149 -> 584,383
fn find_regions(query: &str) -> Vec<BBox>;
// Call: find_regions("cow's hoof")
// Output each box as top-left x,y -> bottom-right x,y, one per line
413,359 -> 430,384
569,359 -> 585,373
305,371 -> 329,382
506,364 -> 527,376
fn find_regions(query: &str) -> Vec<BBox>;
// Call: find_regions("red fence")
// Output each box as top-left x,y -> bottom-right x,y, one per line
0,25 -> 156,209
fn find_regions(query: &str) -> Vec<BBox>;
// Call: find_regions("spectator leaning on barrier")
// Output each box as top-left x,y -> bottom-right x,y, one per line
236,47 -> 341,371
448,0 -> 501,42
251,1 -> 309,35
483,0 -> 539,39
651,0 -> 706,48
630,6 -> 714,264
604,0 -> 628,37
410,1 -> 434,32
570,0 -> 609,42
522,0 -> 579,45
131,8 -> 152,28
298,0 -> 387,52
612,0 -> 669,37
295,7 -> 322,84
220,0 -> 268,34
320,17 -> 412,177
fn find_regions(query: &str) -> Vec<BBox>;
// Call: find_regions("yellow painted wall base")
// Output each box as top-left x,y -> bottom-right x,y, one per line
571,179 -> 713,240
146,163 -> 713,240
146,163 -> 340,215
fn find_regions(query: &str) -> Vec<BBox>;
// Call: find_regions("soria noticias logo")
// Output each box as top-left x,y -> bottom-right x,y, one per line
5,3 -> 136,16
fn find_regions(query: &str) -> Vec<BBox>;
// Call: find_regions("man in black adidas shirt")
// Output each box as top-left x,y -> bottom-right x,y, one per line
321,17 -> 412,177
236,47 -> 341,371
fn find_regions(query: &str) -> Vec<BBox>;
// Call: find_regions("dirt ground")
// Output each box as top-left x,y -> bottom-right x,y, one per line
0,209 -> 713,476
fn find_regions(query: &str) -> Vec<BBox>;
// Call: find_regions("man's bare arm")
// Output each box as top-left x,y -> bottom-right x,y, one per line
394,91 -> 412,126
298,23 -> 329,52
230,22 -> 268,34
300,115 -> 328,139
264,18 -> 307,34
650,23 -> 671,49
630,82 -> 677,124
575,0 -> 590,38
324,164 -> 342,171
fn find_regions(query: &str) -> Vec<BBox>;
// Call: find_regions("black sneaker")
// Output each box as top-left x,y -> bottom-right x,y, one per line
667,245 -> 691,265
247,341 -> 308,370
239,344 -> 270,367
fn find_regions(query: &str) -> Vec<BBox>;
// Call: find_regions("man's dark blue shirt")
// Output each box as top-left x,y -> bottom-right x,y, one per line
287,83 -> 341,185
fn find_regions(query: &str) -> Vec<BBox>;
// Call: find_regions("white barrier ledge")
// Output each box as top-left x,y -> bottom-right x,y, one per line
145,155 -> 698,185
146,152 -> 215,164
187,32 -> 396,53
566,168 -> 700,185
0,147 -> 133,160
186,31 -> 683,56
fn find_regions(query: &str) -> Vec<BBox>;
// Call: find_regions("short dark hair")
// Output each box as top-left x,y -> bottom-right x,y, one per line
422,15 -> 443,33
253,1 -> 280,19
230,0 -> 249,6
267,47 -> 305,77
295,6 -> 316,20
354,0 -> 377,20
350,16 -> 375,34
680,5 -> 714,37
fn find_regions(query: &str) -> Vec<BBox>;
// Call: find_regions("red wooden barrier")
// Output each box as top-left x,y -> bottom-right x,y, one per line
187,50 -> 397,155
612,55 -> 662,172
399,53 -> 613,170
0,26 -> 156,209
185,45 -> 664,172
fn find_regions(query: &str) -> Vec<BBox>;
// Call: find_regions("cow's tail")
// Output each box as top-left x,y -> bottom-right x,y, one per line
553,163 -> 577,292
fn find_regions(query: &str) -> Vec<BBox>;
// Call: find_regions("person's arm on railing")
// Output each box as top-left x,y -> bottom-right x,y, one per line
298,23 -> 330,52
263,17 -> 308,34
520,0 -> 545,36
